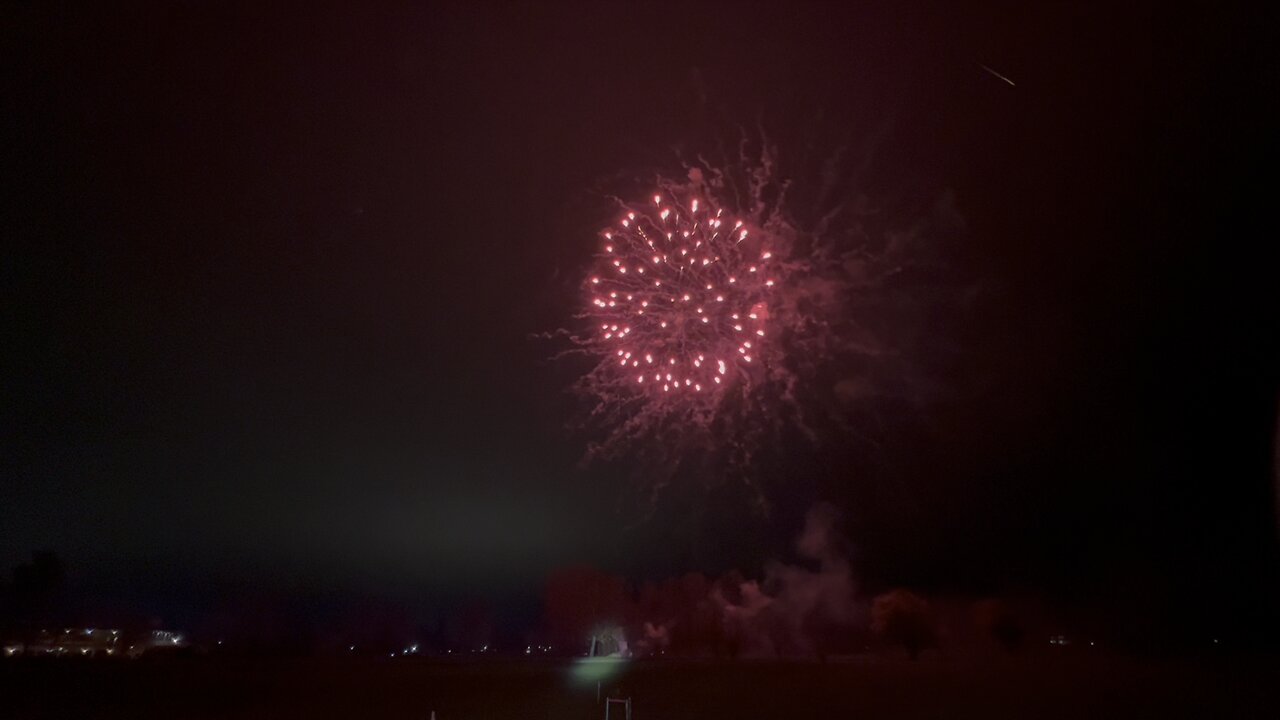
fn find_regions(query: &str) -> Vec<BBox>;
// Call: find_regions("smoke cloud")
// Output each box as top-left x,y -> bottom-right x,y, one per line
542,503 -> 862,658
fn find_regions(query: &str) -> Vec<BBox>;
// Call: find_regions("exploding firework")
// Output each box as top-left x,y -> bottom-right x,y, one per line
561,132 -> 955,499
569,153 -> 829,485
588,193 -> 776,401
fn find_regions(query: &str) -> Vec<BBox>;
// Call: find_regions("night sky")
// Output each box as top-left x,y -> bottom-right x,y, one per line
3,3 -> 1275,640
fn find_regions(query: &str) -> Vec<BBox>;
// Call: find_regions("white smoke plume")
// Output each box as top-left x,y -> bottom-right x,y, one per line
710,503 -> 858,657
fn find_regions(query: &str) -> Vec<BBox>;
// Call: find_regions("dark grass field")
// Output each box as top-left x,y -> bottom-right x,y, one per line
2,654 -> 1276,719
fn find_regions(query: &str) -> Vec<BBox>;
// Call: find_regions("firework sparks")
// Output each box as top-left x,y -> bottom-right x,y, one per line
587,193 -> 776,402
562,147 -> 830,490
555,133 -> 936,496
559,138 -> 843,490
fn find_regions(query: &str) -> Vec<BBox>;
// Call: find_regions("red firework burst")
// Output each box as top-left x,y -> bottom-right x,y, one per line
585,191 -> 780,402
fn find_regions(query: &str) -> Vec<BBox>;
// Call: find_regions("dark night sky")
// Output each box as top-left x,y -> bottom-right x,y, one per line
3,3 -> 1276,635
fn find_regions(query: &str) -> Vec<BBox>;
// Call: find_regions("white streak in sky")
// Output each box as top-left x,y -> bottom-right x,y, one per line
980,63 -> 1016,87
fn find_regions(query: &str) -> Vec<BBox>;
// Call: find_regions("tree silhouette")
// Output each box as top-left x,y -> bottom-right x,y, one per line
973,598 -> 1024,652
4,552 -> 65,628
871,589 -> 936,660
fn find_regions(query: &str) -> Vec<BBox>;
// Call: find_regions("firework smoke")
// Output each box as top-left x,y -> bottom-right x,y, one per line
711,502 -> 857,657
541,503 -> 861,659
